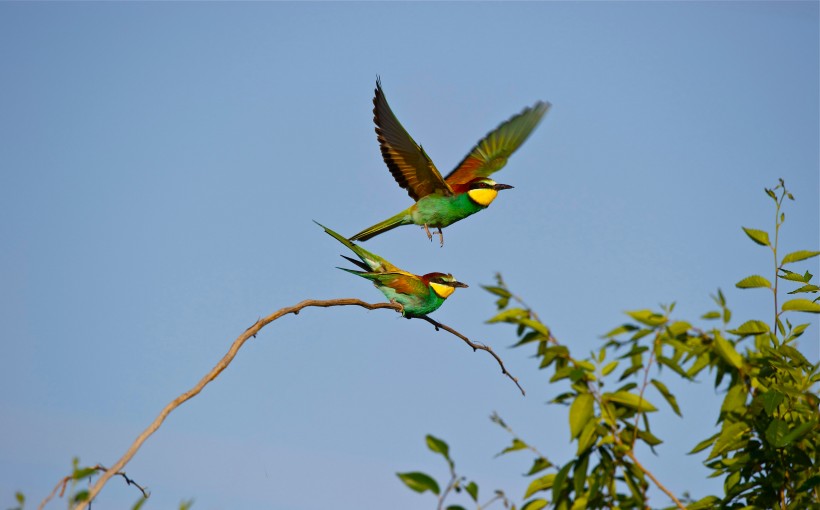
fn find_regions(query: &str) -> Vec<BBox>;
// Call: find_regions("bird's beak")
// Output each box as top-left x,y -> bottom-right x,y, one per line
493,183 -> 514,191
450,281 -> 469,288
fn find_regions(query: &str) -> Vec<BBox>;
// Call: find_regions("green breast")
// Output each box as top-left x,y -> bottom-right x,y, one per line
377,284 -> 446,317
411,193 -> 484,228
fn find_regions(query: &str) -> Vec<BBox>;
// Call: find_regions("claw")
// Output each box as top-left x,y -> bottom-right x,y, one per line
437,228 -> 444,247
423,224 -> 433,241
390,298 -> 406,316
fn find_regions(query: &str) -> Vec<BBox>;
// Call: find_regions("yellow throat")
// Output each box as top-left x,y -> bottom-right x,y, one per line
467,188 -> 499,207
430,282 -> 455,299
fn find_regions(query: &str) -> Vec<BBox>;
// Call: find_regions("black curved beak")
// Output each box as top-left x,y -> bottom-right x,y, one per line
493,183 -> 514,191
450,281 -> 469,288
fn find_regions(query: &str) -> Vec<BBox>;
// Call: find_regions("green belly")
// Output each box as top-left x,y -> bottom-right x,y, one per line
410,193 -> 484,228
377,285 -> 446,317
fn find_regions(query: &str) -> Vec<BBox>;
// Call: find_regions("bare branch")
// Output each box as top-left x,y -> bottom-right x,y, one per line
56,298 -> 519,510
417,315 -> 525,396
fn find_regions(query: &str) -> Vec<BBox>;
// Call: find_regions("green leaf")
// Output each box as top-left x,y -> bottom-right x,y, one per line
650,379 -> 681,416
604,391 -> 658,412
720,384 -> 748,414
73,490 -> 90,503
15,493 -> 25,505
666,321 -> 691,337
397,472 -> 440,495
742,227 -> 770,246
708,421 -> 749,460
132,497 -> 148,510
781,250 -> 820,265
601,360 -> 619,376
426,435 -> 450,460
787,323 -> 810,339
689,432 -> 719,454
781,419 -> 817,446
72,467 -> 98,480
701,311 -> 721,320
604,324 -> 639,337
788,284 -> 820,294
518,318 -> 551,337
625,309 -> 667,327
569,393 -> 594,439
782,298 -> 820,313
445,506 -> 468,510
765,419 -> 790,448
552,462 -> 573,503
688,496 -> 721,510
482,285 -> 511,298
465,481 -> 478,502
577,420 -> 598,455
496,438 -> 529,456
778,269 -> 812,283
521,499 -> 548,510
713,333 -> 743,369
525,457 -> 553,476
727,320 -> 769,337
524,474 -> 555,498
636,428 -> 663,446
780,344 -> 810,366
486,308 -> 529,323
761,391 -> 784,415
735,275 -> 772,289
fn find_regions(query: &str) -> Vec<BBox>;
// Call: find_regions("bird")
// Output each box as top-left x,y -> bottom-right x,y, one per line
316,221 -> 467,318
349,78 -> 550,246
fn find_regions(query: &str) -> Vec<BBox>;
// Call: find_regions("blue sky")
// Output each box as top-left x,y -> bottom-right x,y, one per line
1,2 -> 817,509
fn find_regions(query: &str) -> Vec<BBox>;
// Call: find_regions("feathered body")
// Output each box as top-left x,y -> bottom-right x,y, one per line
350,78 -> 550,244
316,222 -> 466,318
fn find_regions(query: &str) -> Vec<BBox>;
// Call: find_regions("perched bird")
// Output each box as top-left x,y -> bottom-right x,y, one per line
316,222 -> 467,318
350,78 -> 550,246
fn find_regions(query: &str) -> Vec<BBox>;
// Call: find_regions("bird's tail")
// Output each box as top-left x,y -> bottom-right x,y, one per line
314,221 -> 390,272
349,210 -> 410,242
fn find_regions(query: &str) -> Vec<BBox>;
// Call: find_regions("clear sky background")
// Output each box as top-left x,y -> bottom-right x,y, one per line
1,2 -> 818,509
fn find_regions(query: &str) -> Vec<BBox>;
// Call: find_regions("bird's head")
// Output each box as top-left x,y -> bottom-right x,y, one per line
424,272 -> 468,299
466,177 -> 513,207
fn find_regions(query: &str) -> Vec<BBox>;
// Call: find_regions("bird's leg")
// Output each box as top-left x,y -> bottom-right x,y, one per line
423,224 -> 433,242
437,228 -> 444,247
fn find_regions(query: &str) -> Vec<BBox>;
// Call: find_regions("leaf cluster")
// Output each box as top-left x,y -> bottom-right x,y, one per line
399,180 -> 819,509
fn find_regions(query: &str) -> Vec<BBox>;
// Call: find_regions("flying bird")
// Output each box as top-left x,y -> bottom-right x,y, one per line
350,78 -> 550,246
317,222 -> 467,318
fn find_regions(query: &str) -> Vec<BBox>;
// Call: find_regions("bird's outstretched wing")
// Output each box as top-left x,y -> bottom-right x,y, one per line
373,78 -> 453,201
444,101 -> 550,189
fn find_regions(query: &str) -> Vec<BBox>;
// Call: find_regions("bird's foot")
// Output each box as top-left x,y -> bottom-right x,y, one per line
390,298 -> 406,316
437,228 -> 444,247
423,224 -> 433,242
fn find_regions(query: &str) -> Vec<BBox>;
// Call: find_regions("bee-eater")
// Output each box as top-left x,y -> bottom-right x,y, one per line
316,222 -> 467,318
350,79 -> 550,246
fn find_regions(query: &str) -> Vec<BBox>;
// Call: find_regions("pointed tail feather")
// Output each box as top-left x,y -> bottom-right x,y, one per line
349,211 -> 410,242
315,220 -> 390,272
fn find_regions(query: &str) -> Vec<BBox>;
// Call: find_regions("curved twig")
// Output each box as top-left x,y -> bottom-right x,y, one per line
418,315 -> 525,396
55,298 -> 520,510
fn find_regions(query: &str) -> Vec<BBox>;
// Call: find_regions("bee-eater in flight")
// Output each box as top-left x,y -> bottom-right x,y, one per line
317,222 -> 467,318
350,78 -> 550,246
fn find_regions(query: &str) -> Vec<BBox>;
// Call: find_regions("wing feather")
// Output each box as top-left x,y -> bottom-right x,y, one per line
374,272 -> 429,295
445,101 -> 550,188
373,79 -> 452,201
